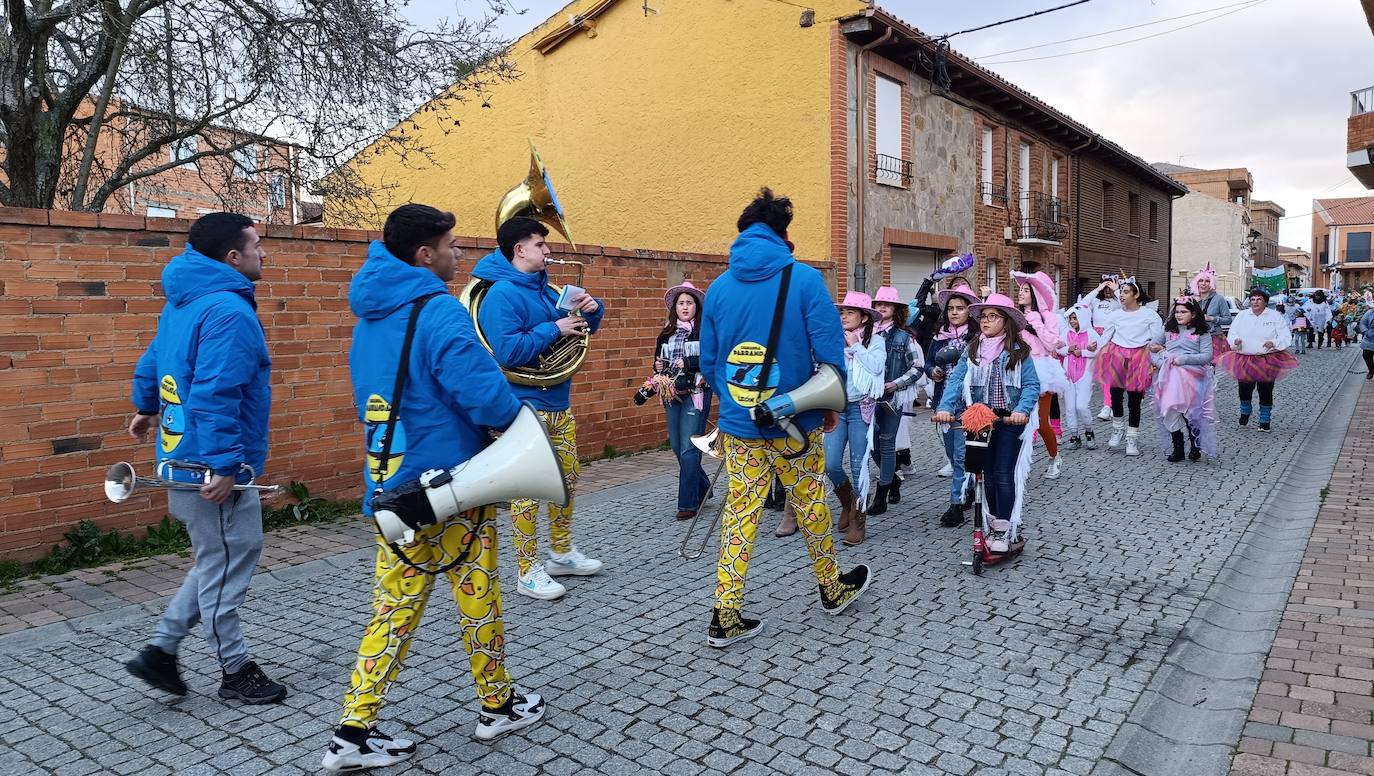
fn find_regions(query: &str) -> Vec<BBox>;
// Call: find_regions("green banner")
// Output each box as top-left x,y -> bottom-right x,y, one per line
1251,266 -> 1286,295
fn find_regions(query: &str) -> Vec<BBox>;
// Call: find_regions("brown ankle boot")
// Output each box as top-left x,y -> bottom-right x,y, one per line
835,481 -> 855,531
775,503 -> 797,537
843,508 -> 866,546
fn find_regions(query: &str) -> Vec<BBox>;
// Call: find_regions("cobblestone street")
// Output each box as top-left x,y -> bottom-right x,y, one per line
0,349 -> 1365,776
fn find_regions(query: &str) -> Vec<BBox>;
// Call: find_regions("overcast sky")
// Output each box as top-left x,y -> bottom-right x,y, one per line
417,0 -> 1374,251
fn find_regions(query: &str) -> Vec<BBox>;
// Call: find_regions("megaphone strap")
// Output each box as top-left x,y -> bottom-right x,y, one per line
379,511 -> 487,576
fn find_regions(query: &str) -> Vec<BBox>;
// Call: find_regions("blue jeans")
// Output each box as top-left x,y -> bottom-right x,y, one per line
665,391 -> 713,512
941,424 -> 968,506
984,423 -> 1023,521
824,402 -> 869,489
868,400 -> 900,486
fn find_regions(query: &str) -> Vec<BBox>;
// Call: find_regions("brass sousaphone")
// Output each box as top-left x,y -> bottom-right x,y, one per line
459,140 -> 588,388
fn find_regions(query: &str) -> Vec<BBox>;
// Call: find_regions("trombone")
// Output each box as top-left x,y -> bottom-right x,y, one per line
679,426 -> 728,560
104,461 -> 281,503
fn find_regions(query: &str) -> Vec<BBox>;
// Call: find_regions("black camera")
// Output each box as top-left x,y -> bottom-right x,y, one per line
633,383 -> 658,406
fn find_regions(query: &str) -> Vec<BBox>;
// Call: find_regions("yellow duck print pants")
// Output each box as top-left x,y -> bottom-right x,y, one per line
339,505 -> 512,729
509,409 -> 580,576
716,428 -> 840,611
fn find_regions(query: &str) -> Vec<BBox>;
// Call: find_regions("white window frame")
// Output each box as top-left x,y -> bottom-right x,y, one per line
232,145 -> 257,179
1019,142 -> 1031,234
988,260 -> 999,293
145,205 -> 176,218
1050,157 -> 1061,222
874,74 -> 903,186
981,127 -> 994,205
170,136 -> 198,169
270,175 -> 287,208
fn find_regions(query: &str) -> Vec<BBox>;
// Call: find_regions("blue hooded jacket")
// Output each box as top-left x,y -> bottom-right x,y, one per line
700,223 -> 847,440
349,241 -> 523,515
132,246 -> 271,477
470,251 -> 605,411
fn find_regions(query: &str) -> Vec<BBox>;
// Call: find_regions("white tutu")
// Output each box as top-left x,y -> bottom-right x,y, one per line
1030,354 -> 1070,395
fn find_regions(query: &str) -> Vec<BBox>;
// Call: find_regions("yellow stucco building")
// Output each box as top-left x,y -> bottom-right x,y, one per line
327,0 -> 866,262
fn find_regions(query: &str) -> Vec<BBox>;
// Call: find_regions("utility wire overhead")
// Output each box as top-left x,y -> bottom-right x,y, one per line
972,0 -> 1264,59
983,0 -> 1269,65
940,0 -> 1095,40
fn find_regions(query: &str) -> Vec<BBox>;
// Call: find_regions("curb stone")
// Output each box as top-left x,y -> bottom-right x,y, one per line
1092,360 -> 1363,776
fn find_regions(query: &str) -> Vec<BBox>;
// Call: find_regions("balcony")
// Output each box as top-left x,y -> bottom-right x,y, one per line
1340,249 -> 1373,265
978,181 -> 1008,207
1015,192 -> 1068,245
873,153 -> 912,187
1347,86 -> 1374,188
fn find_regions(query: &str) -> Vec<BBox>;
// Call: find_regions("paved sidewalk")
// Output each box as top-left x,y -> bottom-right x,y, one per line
0,350 -> 1366,776
0,449 -> 678,635
1231,378 -> 1374,775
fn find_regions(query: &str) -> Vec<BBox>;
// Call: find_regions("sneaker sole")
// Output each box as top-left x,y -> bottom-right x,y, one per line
545,565 -> 602,577
515,585 -> 566,600
321,751 -> 414,773
218,686 -> 287,704
474,704 -> 545,741
707,620 -> 766,648
824,569 -> 874,616
126,661 -> 187,696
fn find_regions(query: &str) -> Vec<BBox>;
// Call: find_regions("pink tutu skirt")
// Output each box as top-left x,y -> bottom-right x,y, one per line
1093,343 -> 1152,392
1217,350 -> 1299,384
1210,333 -> 1230,367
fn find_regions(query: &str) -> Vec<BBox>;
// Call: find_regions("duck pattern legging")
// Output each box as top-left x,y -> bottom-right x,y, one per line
339,506 -> 512,729
716,428 -> 841,612
509,409 -> 580,576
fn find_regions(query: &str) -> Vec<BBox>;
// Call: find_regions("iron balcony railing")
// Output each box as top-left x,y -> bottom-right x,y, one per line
874,153 -> 912,186
1341,249 -> 1373,263
978,181 -> 1008,206
1016,191 -> 1068,242
1353,87 -> 1374,117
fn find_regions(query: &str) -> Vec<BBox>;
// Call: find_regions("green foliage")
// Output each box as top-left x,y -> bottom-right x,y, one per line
0,483 -> 361,587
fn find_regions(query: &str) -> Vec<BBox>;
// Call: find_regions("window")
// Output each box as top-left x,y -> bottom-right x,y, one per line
1018,142 -> 1031,234
169,136 -> 198,169
1049,156 -> 1061,222
874,74 -> 904,186
981,126 -> 994,205
1101,181 -> 1115,230
1147,281 -> 1156,300
270,176 -> 288,208
1128,193 -> 1141,235
232,145 -> 257,179
146,205 -> 176,218
987,260 -> 998,293
1349,232 -> 1371,262
1148,201 -> 1159,241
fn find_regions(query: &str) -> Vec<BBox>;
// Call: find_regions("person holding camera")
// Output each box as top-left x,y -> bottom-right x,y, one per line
322,205 -> 545,773
644,281 -> 713,521
472,216 -> 606,601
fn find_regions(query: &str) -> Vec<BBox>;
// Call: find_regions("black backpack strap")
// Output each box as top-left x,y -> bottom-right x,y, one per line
755,263 -> 794,397
373,292 -> 441,486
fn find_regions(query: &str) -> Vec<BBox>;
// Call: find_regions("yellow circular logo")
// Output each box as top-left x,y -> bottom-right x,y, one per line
724,341 -> 777,408
364,394 -> 405,482
158,375 -> 184,454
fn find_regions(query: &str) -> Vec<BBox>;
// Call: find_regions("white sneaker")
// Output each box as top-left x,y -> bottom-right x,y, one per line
475,690 -> 545,741
321,726 -> 416,772
1044,456 -> 1062,479
936,462 -> 953,478
1125,429 -> 1141,457
547,547 -> 603,577
1097,405 -> 1113,421
516,565 -> 566,600
899,463 -> 916,477
1107,419 -> 1125,449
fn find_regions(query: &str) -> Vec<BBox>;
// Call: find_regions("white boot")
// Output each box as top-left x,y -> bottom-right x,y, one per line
1107,417 -> 1125,449
1097,405 -> 1113,421
1044,455 -> 1062,479
1125,428 -> 1141,456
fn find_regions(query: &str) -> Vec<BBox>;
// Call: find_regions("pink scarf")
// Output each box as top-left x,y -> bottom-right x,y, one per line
874,319 -> 894,334
676,319 -> 693,333
977,334 -> 1006,364
1065,328 -> 1090,382
936,324 -> 968,341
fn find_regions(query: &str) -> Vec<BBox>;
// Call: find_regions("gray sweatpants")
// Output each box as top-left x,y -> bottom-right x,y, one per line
149,489 -> 263,674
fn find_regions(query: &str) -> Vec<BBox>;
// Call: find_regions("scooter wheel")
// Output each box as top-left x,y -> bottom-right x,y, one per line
971,552 -> 984,576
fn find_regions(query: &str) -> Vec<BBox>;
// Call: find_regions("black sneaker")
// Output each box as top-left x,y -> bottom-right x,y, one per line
475,691 -> 545,741
888,475 -> 902,504
219,661 -> 287,704
1239,414 -> 1250,426
1067,435 -> 1082,451
939,503 -> 966,527
126,645 -> 187,696
321,725 -> 417,772
707,607 -> 764,648
1258,422 -> 1271,432
819,565 -> 872,615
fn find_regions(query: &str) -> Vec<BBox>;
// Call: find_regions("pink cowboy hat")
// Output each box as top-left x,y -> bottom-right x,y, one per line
665,281 -> 705,310
936,287 -> 980,309
872,286 -> 903,305
967,292 -> 1027,328
1011,270 -> 1057,312
835,291 -> 875,314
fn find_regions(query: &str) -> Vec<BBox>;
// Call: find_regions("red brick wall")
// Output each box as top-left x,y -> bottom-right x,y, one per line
0,208 -> 831,560
1348,112 -> 1374,154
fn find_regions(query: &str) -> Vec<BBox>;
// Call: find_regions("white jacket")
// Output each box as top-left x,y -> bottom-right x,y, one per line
844,334 -> 887,402
1228,307 -> 1292,355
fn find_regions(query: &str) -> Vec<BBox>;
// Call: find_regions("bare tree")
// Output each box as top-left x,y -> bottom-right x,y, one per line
0,0 -> 518,222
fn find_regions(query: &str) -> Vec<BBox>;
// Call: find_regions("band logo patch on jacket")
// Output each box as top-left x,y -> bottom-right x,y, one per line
364,394 -> 406,483
725,341 -> 778,408
159,375 -> 184,454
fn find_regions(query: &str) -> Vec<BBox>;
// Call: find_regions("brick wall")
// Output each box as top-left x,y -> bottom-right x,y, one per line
0,208 -> 825,560
1348,112 -> 1374,154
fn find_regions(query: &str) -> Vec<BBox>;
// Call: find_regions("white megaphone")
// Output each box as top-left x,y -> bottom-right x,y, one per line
749,363 -> 847,445
373,403 -> 569,545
